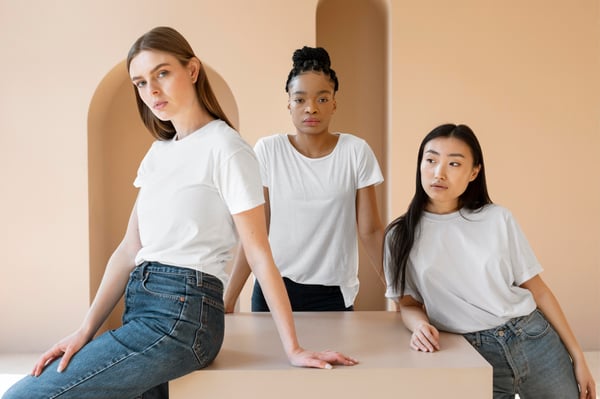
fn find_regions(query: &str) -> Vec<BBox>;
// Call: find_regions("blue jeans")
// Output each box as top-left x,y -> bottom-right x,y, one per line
251,277 -> 353,312
463,309 -> 579,399
3,262 -> 225,399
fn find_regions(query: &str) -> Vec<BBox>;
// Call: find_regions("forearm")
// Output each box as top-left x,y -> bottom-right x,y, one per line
223,243 -> 252,312
399,301 -> 430,332
254,264 -> 301,355
358,227 -> 385,284
534,288 -> 586,363
81,244 -> 137,339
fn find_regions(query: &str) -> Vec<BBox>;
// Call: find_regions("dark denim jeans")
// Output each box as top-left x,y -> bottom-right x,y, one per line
3,262 -> 225,399
251,277 -> 353,312
463,309 -> 579,399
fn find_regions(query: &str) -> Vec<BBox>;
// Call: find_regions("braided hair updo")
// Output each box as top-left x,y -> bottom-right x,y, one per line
285,46 -> 339,93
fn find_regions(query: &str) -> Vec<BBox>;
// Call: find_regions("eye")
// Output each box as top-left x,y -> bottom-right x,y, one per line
424,158 -> 435,164
134,80 -> 146,89
318,97 -> 329,103
293,98 -> 305,104
449,161 -> 461,167
158,70 -> 168,78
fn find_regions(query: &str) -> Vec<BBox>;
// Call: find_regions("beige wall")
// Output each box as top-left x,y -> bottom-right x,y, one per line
0,0 -> 598,353
389,1 -> 600,348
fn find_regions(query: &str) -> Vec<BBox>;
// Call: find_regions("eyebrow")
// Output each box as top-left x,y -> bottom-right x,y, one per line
130,62 -> 171,82
291,89 -> 333,96
425,149 -> 465,158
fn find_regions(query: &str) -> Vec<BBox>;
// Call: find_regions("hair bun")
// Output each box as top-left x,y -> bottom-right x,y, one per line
292,46 -> 331,69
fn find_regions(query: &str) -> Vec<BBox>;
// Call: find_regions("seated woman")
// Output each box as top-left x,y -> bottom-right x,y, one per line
384,123 -> 595,399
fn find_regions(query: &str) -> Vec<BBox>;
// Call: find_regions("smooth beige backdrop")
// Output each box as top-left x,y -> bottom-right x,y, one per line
0,0 -> 598,353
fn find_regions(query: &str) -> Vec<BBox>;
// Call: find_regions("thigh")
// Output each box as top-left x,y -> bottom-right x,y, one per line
283,278 -> 349,311
515,310 -> 579,399
464,333 -> 517,398
4,266 -> 225,399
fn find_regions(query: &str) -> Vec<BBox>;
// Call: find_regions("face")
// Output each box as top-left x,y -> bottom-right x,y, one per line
129,50 -> 199,123
420,137 -> 481,214
287,71 -> 337,135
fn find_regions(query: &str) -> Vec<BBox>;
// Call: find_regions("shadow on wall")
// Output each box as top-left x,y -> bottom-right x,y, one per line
87,60 -> 239,333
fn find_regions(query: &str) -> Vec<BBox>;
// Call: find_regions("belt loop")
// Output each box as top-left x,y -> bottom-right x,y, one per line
475,331 -> 481,346
195,270 -> 203,287
507,318 -> 522,336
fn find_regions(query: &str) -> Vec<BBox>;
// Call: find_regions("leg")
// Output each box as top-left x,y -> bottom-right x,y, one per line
463,331 -> 517,399
511,310 -> 579,398
3,264 -> 224,399
138,382 -> 169,399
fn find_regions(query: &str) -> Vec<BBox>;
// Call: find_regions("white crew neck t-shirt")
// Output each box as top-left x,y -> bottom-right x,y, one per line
133,120 -> 264,285
255,133 -> 383,307
385,205 -> 542,333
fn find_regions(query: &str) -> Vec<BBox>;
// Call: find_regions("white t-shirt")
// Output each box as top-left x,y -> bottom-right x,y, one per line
255,133 -> 383,307
384,204 -> 542,333
133,120 -> 264,285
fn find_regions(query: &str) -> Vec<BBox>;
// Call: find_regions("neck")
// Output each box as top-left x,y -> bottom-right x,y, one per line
289,132 -> 338,158
173,108 -> 215,140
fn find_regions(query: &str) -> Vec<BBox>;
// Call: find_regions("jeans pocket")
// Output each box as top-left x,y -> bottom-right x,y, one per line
142,272 -> 187,302
520,310 -> 550,339
192,296 -> 225,368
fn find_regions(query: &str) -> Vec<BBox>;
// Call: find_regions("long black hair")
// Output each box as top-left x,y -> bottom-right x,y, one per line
285,46 -> 339,93
385,124 -> 492,295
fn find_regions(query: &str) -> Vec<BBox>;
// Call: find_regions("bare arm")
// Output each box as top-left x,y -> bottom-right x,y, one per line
398,295 -> 440,352
232,204 -> 357,368
520,275 -> 596,399
224,187 -> 270,312
355,185 -> 385,284
33,202 -> 142,376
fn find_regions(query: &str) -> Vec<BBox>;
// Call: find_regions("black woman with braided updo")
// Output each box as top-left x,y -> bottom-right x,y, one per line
225,46 -> 385,312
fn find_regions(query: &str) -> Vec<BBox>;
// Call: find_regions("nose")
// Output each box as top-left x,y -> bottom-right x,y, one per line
434,164 -> 447,179
147,79 -> 160,96
304,99 -> 318,113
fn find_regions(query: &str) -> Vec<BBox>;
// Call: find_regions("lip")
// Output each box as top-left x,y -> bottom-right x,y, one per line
153,101 -> 168,110
430,183 -> 447,190
303,118 -> 320,125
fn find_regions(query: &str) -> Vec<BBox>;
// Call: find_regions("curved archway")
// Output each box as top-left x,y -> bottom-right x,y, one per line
88,61 -> 239,332
317,0 -> 390,310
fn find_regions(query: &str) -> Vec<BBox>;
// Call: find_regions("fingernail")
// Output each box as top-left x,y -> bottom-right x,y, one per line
325,363 -> 332,370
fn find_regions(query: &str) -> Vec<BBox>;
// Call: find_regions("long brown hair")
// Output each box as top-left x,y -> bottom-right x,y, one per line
126,26 -> 233,140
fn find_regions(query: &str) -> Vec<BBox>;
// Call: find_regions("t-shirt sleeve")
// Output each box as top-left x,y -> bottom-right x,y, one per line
216,147 -> 265,215
133,142 -> 157,188
356,139 -> 384,189
504,209 -> 544,285
253,138 -> 270,188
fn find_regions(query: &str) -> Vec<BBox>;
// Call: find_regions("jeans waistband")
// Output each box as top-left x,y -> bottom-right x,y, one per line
463,309 -> 539,345
134,261 -> 223,292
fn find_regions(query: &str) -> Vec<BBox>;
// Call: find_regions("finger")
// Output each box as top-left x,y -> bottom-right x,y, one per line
317,350 -> 358,365
32,348 -> 62,377
414,333 -> 434,352
57,347 -> 76,373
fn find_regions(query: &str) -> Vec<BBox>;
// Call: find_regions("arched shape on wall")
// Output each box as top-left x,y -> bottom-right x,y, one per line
317,0 -> 389,310
88,61 -> 239,332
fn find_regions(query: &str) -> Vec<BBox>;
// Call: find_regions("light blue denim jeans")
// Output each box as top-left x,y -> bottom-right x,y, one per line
3,262 -> 225,399
463,309 -> 579,399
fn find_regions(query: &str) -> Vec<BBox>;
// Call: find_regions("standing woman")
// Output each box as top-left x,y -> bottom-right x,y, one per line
3,27 -> 356,399
384,124 -> 595,399
224,46 -> 385,312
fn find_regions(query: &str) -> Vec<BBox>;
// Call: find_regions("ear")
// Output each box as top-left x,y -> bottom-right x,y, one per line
188,57 -> 201,83
332,97 -> 337,114
469,164 -> 481,182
